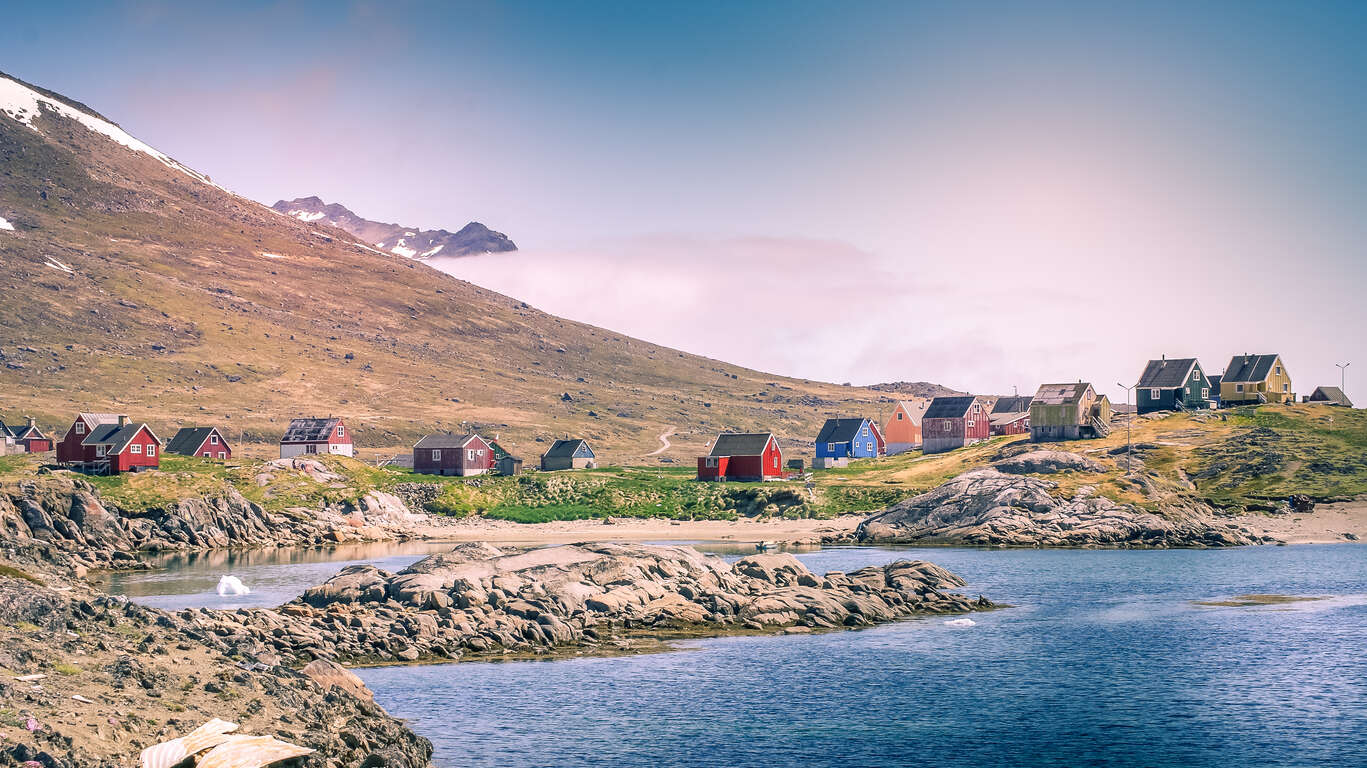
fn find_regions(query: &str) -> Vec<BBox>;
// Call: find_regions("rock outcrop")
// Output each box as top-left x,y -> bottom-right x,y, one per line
857,468 -> 1263,548
0,475 -> 431,575
993,450 -> 1105,475
178,542 -> 992,666
0,571 -> 431,768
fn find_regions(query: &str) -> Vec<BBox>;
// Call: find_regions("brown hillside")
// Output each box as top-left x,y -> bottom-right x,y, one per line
0,73 -> 924,463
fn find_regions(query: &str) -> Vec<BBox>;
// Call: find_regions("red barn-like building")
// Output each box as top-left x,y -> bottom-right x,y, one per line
4,417 -> 52,453
921,396 -> 992,454
698,432 -> 785,482
412,433 -> 494,476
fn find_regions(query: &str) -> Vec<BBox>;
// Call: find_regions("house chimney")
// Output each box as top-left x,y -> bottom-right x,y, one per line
26,416 -> 35,428
118,415 -> 128,427
1161,354 -> 1165,361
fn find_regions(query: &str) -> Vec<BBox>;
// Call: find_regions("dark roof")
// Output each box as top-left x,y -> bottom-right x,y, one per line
815,418 -> 871,443
708,432 -> 776,457
488,440 -> 519,460
413,433 -> 482,450
0,420 -> 14,439
82,423 -> 158,453
1309,386 -> 1353,407
1137,358 -> 1199,389
992,396 -> 1033,414
281,417 -> 343,443
1032,383 -> 1094,406
13,423 -> 46,440
1207,374 -> 1222,390
924,396 -> 981,419
1223,354 -> 1281,384
166,427 -> 223,455
542,438 -> 592,459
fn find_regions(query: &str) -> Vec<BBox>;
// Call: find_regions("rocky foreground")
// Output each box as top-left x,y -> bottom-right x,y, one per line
179,542 -> 993,666
856,459 -> 1268,548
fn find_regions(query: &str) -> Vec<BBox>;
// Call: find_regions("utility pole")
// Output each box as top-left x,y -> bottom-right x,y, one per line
1337,362 -> 1350,393
1117,382 -> 1136,474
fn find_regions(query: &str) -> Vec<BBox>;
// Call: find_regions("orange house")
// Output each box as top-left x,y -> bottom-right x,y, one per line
883,399 -> 928,455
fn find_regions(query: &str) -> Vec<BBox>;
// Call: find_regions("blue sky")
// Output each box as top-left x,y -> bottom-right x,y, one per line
3,1 -> 1365,400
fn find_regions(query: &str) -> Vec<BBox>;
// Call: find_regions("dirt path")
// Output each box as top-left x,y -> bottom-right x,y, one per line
646,425 -> 676,456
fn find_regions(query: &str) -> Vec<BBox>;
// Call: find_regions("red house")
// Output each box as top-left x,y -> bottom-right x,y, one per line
166,427 -> 232,460
412,433 -> 494,476
698,432 -> 785,482
57,412 -> 126,465
56,413 -> 161,474
3,417 -> 52,453
921,396 -> 992,454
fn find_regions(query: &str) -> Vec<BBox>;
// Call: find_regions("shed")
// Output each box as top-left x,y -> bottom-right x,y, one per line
1306,386 -> 1353,408
489,440 -> 523,476
5,417 -> 52,453
541,439 -> 596,471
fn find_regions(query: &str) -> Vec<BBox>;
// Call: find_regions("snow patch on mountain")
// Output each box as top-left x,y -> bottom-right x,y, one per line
0,74 -> 220,189
44,257 -> 75,274
287,210 -> 325,222
391,244 -> 417,258
0,216 -> 13,231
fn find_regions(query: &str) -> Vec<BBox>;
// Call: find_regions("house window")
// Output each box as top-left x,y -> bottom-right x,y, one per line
866,442 -> 873,451
337,426 -> 345,438
131,444 -> 141,454
827,442 -> 834,451
1236,384 -> 1244,393
210,435 -> 219,445
967,420 -> 975,429
96,445 -> 106,457
468,449 -> 475,461
217,451 -> 225,459
1283,383 -> 1289,392
75,422 -> 85,434
897,412 -> 904,420
204,452 -> 211,457
432,449 -> 441,461
1275,366 -> 1281,375
1150,389 -> 1160,399
773,455 -> 779,468
1201,388 -> 1209,398
147,445 -> 155,457
1193,371 -> 1200,380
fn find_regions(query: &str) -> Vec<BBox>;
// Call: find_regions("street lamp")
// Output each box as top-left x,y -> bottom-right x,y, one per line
1116,382 -> 1137,474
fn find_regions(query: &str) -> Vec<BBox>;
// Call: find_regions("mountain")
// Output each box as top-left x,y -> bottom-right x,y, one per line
0,70 -> 929,461
271,195 -> 516,259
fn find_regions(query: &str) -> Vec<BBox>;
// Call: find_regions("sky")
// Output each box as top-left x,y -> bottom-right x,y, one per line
3,1 -> 1365,403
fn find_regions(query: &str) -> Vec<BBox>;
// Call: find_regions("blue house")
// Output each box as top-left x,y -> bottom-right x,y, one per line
814,418 -> 884,467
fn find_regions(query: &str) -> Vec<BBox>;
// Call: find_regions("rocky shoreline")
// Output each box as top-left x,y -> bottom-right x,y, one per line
851,462 -> 1271,548
177,542 -> 993,667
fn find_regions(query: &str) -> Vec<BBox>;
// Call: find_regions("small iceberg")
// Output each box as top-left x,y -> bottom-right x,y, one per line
943,618 -> 976,628
217,575 -> 250,596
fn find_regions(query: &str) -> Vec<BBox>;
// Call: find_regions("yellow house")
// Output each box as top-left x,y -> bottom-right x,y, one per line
1220,354 -> 1293,405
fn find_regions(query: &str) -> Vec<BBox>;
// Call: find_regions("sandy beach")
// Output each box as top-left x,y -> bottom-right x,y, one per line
1232,500 -> 1367,545
412,514 -> 864,546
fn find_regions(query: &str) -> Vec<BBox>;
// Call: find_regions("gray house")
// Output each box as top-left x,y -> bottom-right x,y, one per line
540,439 -> 596,471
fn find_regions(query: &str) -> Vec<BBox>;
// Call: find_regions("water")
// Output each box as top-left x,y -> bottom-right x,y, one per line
348,544 -> 1367,768
102,540 -> 1367,766
101,540 -> 458,610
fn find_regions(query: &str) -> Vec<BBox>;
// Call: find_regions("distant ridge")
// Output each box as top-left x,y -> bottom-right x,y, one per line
271,195 -> 516,259
868,381 -> 964,399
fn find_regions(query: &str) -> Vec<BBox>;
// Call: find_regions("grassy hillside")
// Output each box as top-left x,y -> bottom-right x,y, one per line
0,73 -> 912,464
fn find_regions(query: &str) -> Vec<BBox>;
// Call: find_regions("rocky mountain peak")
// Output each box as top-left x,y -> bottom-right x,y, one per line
271,196 -> 516,259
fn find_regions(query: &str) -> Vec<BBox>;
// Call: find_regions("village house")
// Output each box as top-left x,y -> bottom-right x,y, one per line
2,417 -> 52,453
1206,375 -> 1223,408
540,439 -> 596,471
1136,356 -> 1213,414
1029,383 -> 1111,442
813,417 -> 884,468
166,426 -> 232,460
698,432 -> 785,481
279,417 -> 353,458
921,396 -> 991,454
412,433 -> 494,476
882,399 -> 929,455
57,413 -> 161,474
1220,354 -> 1293,405
989,396 -> 1033,436
1305,386 -> 1353,408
